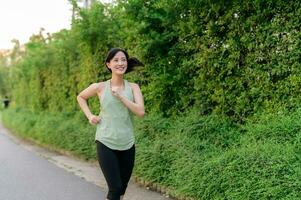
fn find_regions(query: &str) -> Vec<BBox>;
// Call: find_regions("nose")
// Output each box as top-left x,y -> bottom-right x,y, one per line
118,60 -> 123,65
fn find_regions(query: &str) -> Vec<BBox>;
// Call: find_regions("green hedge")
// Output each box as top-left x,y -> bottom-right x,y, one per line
2,0 -> 301,121
3,108 -> 301,199
1,0 -> 301,199
1,108 -> 96,160
134,110 -> 301,199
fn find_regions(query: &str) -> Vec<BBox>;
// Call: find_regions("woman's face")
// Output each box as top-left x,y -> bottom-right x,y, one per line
106,51 -> 128,75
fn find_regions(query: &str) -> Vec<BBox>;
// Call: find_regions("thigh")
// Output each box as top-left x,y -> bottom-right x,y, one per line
119,145 -> 135,186
96,141 -> 122,188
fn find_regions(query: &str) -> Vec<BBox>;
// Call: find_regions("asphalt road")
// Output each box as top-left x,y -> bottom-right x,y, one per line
0,127 -> 105,200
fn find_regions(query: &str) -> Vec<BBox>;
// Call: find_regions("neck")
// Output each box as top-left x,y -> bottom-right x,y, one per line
111,74 -> 124,87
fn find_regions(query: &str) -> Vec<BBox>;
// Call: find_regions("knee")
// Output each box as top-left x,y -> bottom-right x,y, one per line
108,184 -> 123,200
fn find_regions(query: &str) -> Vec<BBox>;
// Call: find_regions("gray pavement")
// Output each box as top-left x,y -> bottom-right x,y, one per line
0,124 -> 105,200
0,123 -> 173,200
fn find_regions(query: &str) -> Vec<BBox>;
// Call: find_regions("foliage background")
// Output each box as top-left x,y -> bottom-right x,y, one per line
1,0 -> 301,199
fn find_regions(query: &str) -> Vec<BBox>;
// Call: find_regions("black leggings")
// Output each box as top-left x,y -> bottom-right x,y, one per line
96,141 -> 135,200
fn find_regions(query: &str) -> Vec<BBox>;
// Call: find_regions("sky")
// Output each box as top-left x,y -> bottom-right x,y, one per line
0,0 -> 73,50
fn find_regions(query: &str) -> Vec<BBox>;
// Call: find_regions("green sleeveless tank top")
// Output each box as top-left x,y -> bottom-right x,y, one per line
95,80 -> 135,150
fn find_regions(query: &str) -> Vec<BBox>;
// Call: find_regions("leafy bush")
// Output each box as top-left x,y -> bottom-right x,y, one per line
2,0 -> 301,121
133,110 -> 301,199
242,109 -> 301,144
2,0 -> 301,199
176,142 -> 301,200
2,106 -> 301,199
2,108 -> 96,160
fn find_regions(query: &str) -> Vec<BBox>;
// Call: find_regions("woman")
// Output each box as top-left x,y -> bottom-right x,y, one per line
77,48 -> 145,200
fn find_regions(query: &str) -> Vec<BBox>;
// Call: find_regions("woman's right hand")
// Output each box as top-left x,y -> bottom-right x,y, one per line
88,115 -> 101,125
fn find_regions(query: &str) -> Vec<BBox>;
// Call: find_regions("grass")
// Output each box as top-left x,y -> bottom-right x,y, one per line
1,107 -> 301,199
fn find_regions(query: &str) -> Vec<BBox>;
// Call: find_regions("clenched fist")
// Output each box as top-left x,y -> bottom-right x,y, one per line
88,115 -> 101,125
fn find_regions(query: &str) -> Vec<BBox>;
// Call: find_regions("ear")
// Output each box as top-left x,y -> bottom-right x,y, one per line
106,62 -> 111,69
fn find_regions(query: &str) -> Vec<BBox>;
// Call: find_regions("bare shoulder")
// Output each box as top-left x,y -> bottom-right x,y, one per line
129,82 -> 141,90
97,81 -> 106,94
87,82 -> 106,93
98,81 -> 106,89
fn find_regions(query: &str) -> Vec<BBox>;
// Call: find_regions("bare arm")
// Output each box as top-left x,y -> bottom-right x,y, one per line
111,83 -> 145,117
77,83 -> 102,125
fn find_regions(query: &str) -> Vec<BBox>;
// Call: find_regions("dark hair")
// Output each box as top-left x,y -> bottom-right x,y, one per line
105,48 -> 144,73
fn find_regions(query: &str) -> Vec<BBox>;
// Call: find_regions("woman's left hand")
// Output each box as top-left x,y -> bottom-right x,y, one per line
111,88 -> 124,100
